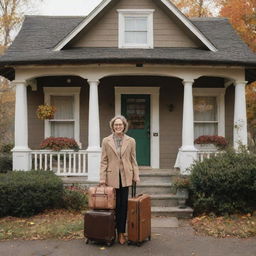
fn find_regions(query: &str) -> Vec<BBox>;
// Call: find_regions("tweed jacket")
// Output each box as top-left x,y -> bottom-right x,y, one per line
99,134 -> 140,188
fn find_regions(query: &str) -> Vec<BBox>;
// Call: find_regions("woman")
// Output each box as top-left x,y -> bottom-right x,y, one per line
99,115 -> 140,245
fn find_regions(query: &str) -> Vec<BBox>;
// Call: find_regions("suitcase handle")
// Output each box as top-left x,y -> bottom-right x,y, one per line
132,181 -> 136,197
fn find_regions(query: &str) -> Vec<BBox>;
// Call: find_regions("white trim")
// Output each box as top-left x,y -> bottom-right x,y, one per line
193,88 -> 226,137
54,0 -> 217,52
118,9 -> 154,49
54,0 -> 112,51
160,0 -> 217,52
115,87 -> 160,168
43,87 -> 81,146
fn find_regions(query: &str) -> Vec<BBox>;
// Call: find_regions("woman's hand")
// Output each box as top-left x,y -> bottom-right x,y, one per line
99,181 -> 106,186
133,177 -> 140,183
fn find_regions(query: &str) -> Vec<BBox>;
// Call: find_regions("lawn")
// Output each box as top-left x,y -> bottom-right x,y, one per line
0,209 -> 84,240
0,210 -> 255,240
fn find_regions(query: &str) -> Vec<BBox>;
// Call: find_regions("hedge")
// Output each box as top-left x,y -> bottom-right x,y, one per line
0,170 -> 63,217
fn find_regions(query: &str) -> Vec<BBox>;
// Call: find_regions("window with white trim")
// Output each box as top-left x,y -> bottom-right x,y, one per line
44,87 -> 81,145
193,88 -> 226,139
118,9 -> 154,48
50,95 -> 75,138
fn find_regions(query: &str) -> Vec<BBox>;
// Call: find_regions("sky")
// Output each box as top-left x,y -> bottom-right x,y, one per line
33,0 -> 102,16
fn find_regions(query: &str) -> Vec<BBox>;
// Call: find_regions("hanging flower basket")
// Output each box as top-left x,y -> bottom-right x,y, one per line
36,105 -> 56,120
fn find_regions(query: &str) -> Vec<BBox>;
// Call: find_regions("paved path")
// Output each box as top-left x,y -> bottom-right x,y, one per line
0,222 -> 255,256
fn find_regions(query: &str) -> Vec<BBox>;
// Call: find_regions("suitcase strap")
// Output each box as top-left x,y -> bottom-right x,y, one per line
131,181 -> 136,197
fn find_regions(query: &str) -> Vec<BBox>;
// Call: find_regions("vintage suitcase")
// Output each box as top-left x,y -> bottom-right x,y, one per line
84,210 -> 116,246
127,183 -> 151,246
88,185 -> 116,210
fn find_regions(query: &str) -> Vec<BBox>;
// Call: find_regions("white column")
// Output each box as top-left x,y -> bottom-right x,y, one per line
233,81 -> 248,149
87,80 -> 101,181
175,80 -> 197,174
12,81 -> 31,171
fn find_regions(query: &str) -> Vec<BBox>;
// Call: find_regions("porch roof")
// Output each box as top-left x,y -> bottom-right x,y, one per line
0,16 -> 256,69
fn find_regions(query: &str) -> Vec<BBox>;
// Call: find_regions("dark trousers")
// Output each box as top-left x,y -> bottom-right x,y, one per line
116,175 -> 129,233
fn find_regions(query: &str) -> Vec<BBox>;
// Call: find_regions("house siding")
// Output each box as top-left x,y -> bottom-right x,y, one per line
70,0 -> 198,48
27,75 -> 235,168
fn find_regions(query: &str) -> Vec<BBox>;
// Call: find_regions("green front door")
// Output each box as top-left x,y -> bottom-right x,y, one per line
121,94 -> 150,166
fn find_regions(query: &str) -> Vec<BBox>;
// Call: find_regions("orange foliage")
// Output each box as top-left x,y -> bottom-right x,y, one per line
220,0 -> 256,51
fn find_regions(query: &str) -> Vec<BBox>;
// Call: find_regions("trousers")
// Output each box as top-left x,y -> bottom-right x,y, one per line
116,174 -> 129,233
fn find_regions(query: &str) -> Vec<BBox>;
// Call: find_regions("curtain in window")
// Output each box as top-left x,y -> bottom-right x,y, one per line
50,96 -> 74,138
124,17 -> 147,44
194,96 -> 218,138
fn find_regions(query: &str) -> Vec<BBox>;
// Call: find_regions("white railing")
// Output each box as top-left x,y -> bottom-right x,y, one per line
197,151 -> 221,162
30,150 -> 88,176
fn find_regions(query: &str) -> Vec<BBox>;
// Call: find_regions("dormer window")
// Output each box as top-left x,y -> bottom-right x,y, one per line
118,9 -> 154,49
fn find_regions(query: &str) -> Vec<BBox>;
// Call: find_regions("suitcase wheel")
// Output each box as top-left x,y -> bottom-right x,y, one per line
136,242 -> 142,247
148,235 -> 151,241
127,240 -> 132,246
106,240 -> 115,247
86,239 -> 89,244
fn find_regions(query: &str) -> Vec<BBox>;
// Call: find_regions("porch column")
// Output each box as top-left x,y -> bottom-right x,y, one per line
87,80 -> 101,181
12,80 -> 31,171
233,81 -> 248,149
175,80 -> 197,174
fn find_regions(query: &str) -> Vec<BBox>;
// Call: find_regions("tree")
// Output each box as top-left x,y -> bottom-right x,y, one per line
172,0 -> 220,17
219,0 -> 256,52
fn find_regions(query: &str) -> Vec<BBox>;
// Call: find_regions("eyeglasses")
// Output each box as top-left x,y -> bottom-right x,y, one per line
114,124 -> 124,126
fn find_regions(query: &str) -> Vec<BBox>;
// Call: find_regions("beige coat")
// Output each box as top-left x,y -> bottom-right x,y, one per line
99,134 -> 140,188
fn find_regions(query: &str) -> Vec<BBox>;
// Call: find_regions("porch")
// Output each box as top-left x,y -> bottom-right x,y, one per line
11,64 -> 248,179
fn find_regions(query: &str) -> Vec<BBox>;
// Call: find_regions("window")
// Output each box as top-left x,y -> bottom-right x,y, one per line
50,96 -> 75,138
44,87 -> 81,145
118,9 -> 154,48
194,96 -> 218,139
193,88 -> 226,139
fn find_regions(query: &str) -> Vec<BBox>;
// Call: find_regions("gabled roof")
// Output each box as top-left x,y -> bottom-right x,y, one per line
53,0 -> 217,52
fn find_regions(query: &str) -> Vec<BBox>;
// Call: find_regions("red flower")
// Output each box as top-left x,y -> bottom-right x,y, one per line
194,135 -> 228,149
40,137 -> 79,151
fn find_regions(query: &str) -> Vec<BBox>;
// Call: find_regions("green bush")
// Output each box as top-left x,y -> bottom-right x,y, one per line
1,143 -> 14,153
0,170 -> 63,217
0,154 -> 12,173
189,149 -> 256,216
62,188 -> 88,211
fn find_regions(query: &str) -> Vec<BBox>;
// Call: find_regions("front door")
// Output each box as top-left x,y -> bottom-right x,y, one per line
121,94 -> 150,166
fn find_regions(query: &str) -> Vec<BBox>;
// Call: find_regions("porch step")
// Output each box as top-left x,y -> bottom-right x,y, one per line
136,183 -> 173,194
151,206 -> 193,219
150,194 -> 184,207
139,169 -> 180,183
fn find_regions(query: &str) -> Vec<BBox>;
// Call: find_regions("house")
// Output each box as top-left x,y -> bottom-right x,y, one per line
0,0 -> 256,181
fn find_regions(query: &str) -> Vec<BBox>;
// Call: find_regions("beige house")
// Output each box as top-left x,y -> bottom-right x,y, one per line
0,0 -> 256,181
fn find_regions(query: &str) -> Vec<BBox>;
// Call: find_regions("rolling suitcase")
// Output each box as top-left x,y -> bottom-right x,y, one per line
127,183 -> 151,246
84,209 -> 116,246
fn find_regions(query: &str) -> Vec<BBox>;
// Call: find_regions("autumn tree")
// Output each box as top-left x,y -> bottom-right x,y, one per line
172,0 -> 220,17
219,0 -> 256,52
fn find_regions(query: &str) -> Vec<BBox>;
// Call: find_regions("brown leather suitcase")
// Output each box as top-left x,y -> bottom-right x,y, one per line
84,210 -> 116,246
127,183 -> 151,246
88,185 -> 116,210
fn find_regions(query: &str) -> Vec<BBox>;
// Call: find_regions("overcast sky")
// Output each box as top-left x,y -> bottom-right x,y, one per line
34,0 -> 102,16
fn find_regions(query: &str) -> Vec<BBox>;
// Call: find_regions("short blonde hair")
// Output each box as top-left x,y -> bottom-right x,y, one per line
109,115 -> 129,133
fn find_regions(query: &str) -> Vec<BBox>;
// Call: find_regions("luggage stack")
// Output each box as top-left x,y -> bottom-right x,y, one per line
84,185 -> 116,246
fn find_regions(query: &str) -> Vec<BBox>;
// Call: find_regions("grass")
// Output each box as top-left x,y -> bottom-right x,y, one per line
0,209 -> 84,241
191,213 -> 256,238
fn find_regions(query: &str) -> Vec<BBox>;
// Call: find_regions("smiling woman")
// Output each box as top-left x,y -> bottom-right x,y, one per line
37,0 -> 102,16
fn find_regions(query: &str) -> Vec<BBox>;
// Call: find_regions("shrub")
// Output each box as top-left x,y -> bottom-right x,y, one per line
189,149 -> 256,216
173,176 -> 190,189
1,143 -> 14,153
62,187 -> 88,211
194,135 -> 228,149
40,137 -> 80,151
0,170 -> 63,217
0,154 -> 12,173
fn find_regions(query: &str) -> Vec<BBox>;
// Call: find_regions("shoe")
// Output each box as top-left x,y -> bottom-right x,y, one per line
119,233 -> 127,245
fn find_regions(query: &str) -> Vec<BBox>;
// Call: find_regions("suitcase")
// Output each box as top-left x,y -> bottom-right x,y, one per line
127,183 -> 151,246
88,185 -> 116,210
84,210 -> 116,246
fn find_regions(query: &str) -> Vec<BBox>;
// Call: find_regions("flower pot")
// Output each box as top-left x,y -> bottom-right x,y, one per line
177,188 -> 188,209
195,143 -> 218,152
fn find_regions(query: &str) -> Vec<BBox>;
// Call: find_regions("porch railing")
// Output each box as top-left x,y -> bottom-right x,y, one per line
30,150 -> 88,176
197,151 -> 221,162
